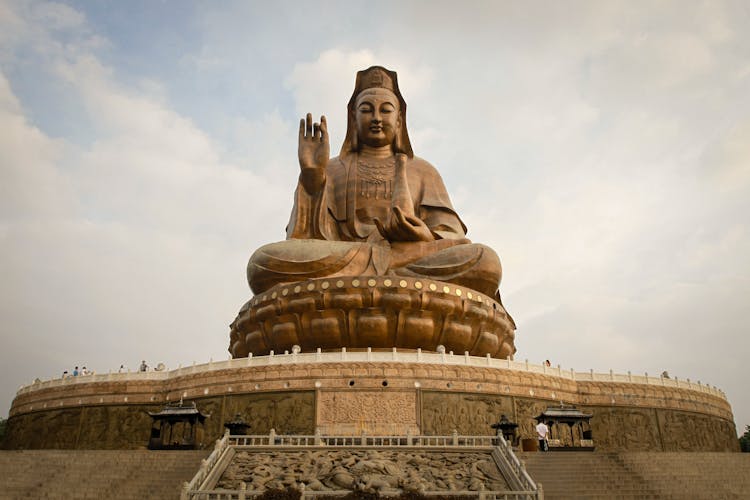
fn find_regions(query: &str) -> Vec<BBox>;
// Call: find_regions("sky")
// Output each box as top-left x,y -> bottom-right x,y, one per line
1,0 -> 748,436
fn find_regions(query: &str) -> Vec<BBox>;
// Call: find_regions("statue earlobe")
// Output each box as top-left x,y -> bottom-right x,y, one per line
393,128 -> 402,154
389,116 -> 400,153
349,110 -> 359,152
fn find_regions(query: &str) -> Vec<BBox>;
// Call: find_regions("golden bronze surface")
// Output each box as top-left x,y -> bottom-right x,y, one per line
236,66 -> 515,358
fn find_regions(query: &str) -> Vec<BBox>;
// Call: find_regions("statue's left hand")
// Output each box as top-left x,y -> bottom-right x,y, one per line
374,207 -> 434,242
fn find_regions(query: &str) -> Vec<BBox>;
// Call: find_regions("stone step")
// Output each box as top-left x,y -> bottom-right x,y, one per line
520,451 -> 750,499
0,450 -> 209,499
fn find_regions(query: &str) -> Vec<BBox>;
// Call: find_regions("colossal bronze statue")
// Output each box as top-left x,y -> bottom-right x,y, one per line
231,66 -> 516,359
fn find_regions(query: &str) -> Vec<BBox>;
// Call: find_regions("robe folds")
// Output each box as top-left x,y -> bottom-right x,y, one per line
248,154 -> 503,299
286,155 -> 467,242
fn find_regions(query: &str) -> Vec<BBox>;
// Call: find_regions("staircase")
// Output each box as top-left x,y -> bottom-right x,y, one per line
519,451 -> 750,499
617,452 -> 750,499
0,450 -> 208,499
2,448 -> 749,499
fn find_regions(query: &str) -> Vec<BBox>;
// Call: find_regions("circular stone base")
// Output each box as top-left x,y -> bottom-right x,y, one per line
6,354 -> 738,452
229,276 -> 516,358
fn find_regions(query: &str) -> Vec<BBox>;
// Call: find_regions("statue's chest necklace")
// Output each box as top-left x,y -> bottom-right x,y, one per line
356,158 -> 395,200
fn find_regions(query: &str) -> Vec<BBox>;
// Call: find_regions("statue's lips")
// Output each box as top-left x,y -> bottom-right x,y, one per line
369,126 -> 383,132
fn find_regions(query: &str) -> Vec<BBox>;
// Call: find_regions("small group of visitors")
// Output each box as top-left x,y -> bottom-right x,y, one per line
116,361 -> 149,373
62,366 -> 92,378
61,360 -> 153,378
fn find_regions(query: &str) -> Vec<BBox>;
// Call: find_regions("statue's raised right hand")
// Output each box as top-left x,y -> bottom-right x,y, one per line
298,113 -> 329,194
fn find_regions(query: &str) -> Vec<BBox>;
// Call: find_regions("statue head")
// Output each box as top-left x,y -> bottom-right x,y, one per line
340,66 -> 414,158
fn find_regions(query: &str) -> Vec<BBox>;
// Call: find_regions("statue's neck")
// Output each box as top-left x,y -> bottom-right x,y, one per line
359,144 -> 393,159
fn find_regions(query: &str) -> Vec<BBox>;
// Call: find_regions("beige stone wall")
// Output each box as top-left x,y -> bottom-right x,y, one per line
3,392 -> 315,450
419,392 -> 738,452
3,359 -> 739,451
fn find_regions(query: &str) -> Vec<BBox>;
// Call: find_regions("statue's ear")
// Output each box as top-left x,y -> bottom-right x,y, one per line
350,126 -> 358,151
348,108 -> 359,151
393,124 -> 402,153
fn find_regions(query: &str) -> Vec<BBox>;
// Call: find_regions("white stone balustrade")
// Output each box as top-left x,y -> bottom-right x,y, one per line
17,348 -> 726,399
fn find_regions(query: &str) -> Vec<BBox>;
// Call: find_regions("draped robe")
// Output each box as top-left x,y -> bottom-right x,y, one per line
247,154 -> 503,298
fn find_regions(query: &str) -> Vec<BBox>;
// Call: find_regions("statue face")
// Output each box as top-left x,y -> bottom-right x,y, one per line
354,88 -> 400,148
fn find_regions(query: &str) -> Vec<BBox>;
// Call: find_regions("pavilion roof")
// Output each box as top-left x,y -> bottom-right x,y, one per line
148,401 -> 209,421
535,405 -> 592,422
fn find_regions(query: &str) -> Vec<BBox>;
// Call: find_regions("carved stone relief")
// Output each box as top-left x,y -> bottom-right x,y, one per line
585,407 -> 661,451
317,390 -> 416,434
190,396 -> 225,444
223,392 -> 315,436
513,398 -> 549,441
4,409 -> 80,449
77,405 -> 153,449
657,410 -> 739,452
421,391 -> 513,435
2,394 -> 739,452
215,449 -> 509,494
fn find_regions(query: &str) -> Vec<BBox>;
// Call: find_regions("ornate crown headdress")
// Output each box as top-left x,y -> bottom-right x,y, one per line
340,66 -> 414,158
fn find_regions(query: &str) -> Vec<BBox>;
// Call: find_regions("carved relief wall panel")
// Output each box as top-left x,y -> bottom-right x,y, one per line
317,390 -> 417,435
657,409 -> 739,452
513,398 -> 549,441
421,391 -> 513,435
4,409 -> 79,449
3,393 -> 315,449
76,405 -> 158,449
222,391 -> 315,437
584,407 -> 661,451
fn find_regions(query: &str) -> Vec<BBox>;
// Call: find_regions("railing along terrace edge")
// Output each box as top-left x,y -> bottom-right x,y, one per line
227,430 -> 496,448
18,347 -> 724,399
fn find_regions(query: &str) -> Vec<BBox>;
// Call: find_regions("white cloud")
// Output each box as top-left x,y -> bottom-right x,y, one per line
0,2 -> 295,415
0,72 -> 77,221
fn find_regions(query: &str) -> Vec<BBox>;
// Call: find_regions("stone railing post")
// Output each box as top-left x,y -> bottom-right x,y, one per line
269,428 -> 276,445
314,428 -> 322,445
180,482 -> 190,500
452,429 -> 458,446
406,430 -> 412,446
238,481 -> 247,500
